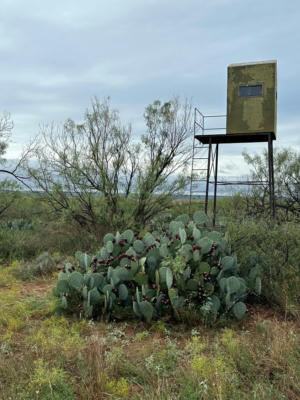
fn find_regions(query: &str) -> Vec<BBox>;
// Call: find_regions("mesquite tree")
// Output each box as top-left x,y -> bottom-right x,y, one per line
0,113 -> 31,216
26,97 -> 193,233
0,113 -> 30,184
134,98 -> 193,226
243,148 -> 300,219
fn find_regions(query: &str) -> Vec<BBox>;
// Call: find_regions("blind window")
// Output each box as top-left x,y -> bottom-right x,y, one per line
239,84 -> 263,97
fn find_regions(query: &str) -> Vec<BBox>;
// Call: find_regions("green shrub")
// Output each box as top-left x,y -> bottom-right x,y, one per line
228,219 -> 300,316
0,228 -> 40,262
12,252 -> 62,280
25,359 -> 74,400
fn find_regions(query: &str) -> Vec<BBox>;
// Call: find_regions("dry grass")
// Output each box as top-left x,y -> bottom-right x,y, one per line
0,273 -> 299,400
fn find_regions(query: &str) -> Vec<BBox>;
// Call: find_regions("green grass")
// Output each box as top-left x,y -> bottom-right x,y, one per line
0,274 -> 299,400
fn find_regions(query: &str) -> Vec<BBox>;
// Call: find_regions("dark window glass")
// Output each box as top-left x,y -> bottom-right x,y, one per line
239,84 -> 263,97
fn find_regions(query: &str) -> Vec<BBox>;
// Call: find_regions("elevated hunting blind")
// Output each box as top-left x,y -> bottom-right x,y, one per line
190,59 -> 278,223
226,60 -> 277,137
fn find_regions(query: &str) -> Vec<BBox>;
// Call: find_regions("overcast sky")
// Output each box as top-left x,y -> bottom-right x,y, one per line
0,0 -> 299,177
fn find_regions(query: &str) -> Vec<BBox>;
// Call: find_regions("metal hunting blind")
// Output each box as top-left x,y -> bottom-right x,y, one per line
226,60 -> 277,137
189,59 -> 278,223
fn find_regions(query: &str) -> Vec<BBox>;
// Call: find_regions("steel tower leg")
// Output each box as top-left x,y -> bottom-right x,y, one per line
205,138 -> 212,214
268,133 -> 275,218
213,144 -> 219,226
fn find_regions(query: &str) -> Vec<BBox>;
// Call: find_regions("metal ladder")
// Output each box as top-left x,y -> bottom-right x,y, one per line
189,109 -> 210,207
189,109 -> 226,212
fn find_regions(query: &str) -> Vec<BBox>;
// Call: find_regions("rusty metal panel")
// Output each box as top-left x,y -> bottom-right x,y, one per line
226,60 -> 277,137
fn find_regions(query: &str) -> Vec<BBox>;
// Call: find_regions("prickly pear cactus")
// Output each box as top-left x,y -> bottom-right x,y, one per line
52,212 -> 261,322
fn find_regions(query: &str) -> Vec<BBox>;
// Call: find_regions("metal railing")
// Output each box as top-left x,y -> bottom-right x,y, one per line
194,108 -> 226,135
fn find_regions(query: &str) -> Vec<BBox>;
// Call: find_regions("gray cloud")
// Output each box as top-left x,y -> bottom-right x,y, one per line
0,0 -> 299,173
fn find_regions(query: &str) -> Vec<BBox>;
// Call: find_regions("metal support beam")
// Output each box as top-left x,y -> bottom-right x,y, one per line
268,133 -> 275,218
205,138 -> 212,214
213,144 -> 219,226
